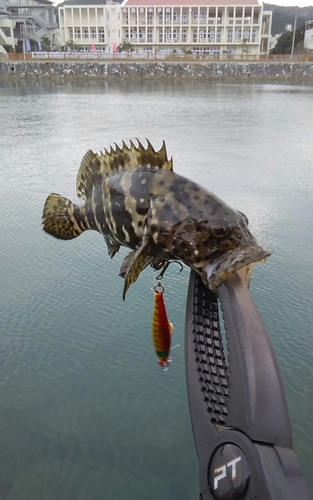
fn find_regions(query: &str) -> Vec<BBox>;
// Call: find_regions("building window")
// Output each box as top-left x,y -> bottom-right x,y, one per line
251,29 -> 256,42
159,13 -> 163,24
192,46 -> 220,54
139,27 -> 145,41
216,28 -> 221,42
147,13 -> 153,24
234,28 -> 242,41
227,28 -> 233,42
208,28 -> 214,40
199,11 -> 205,22
74,28 -> 81,39
182,13 -> 188,24
90,28 -> 97,39
173,11 -> 180,22
193,29 -> 198,43
199,29 -> 206,40
253,9 -> 260,24
159,30 -> 163,42
165,28 -> 171,40
130,27 -> 137,39
173,28 -> 180,41
98,28 -> 105,43
165,12 -> 172,23
182,28 -> 187,42
147,28 -> 153,42
243,28 -> 250,41
82,28 -> 89,39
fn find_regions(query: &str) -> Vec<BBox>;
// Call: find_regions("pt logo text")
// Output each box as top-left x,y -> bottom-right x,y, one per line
214,456 -> 242,490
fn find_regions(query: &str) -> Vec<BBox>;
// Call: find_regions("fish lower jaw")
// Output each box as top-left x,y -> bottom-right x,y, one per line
203,247 -> 272,290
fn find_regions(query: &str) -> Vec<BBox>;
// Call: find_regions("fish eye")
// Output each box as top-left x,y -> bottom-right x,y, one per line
238,211 -> 249,225
210,219 -> 231,239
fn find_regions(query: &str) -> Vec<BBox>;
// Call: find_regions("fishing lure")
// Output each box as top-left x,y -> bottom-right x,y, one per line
152,280 -> 173,370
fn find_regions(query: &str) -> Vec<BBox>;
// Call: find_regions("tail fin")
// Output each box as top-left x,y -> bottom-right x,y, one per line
42,193 -> 84,240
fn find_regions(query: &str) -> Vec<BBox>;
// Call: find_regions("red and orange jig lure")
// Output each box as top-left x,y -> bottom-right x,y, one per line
152,280 -> 173,370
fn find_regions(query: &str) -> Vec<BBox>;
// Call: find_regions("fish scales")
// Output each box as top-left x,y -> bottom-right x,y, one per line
42,139 -> 272,299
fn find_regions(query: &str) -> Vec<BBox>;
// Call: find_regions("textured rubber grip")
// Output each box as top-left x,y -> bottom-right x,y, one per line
190,274 -> 229,425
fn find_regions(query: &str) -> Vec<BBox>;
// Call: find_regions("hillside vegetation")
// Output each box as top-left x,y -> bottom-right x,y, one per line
264,3 -> 313,35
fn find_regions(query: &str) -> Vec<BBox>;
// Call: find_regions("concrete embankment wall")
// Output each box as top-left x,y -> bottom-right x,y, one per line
1,61 -> 313,81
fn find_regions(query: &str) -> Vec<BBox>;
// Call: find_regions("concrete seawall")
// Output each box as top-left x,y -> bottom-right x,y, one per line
1,61 -> 313,81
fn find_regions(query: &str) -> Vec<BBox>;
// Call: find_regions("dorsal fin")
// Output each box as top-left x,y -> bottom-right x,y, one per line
76,150 -> 101,200
76,139 -> 173,200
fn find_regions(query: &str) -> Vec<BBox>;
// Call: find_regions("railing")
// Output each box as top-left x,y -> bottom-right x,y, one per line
7,51 -> 313,62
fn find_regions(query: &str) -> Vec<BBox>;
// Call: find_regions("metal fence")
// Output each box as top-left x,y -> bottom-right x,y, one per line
6,51 -> 313,63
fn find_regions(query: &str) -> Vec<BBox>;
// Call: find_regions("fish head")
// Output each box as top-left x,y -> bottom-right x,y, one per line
171,209 -> 272,290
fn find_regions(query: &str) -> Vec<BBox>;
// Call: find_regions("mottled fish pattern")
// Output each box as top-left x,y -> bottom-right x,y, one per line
42,139 -> 272,298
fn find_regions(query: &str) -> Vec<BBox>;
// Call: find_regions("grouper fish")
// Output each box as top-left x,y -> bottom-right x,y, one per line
42,139 -> 272,299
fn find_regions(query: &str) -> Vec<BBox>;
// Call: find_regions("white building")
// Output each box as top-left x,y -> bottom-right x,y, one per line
58,0 -> 272,56
59,1 -> 122,53
269,33 -> 279,52
121,0 -> 272,56
0,0 -> 58,54
0,15 -> 16,54
304,19 -> 313,51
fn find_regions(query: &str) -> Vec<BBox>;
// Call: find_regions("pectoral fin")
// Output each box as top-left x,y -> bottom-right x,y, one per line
122,236 -> 153,300
119,250 -> 162,280
104,236 -> 120,258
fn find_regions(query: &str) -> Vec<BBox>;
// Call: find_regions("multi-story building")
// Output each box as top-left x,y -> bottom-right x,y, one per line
304,19 -> 313,51
121,0 -> 271,56
0,0 -> 58,54
59,0 -> 122,53
58,0 -> 272,56
0,1 -> 16,54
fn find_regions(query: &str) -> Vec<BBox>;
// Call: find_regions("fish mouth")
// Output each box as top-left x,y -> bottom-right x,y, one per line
203,245 -> 273,290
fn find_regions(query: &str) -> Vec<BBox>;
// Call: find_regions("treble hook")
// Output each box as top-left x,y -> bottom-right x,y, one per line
156,260 -> 184,281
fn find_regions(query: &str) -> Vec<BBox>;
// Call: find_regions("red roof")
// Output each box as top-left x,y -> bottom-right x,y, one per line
123,0 -> 260,6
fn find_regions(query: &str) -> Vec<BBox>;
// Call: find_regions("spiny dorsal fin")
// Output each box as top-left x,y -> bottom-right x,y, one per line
76,150 -> 102,200
76,139 -> 173,200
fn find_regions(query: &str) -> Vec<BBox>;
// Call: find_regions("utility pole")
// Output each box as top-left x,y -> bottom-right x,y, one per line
291,14 -> 297,57
23,19 -> 26,61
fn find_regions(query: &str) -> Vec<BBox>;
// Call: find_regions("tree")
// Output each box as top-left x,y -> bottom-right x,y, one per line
270,25 -> 305,54
66,39 -> 79,51
271,30 -> 293,54
180,46 -> 192,55
117,41 -> 134,54
41,36 -> 51,51
241,38 -> 251,58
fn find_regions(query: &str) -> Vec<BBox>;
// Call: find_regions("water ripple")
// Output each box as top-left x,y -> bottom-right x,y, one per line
1,80 -> 313,498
